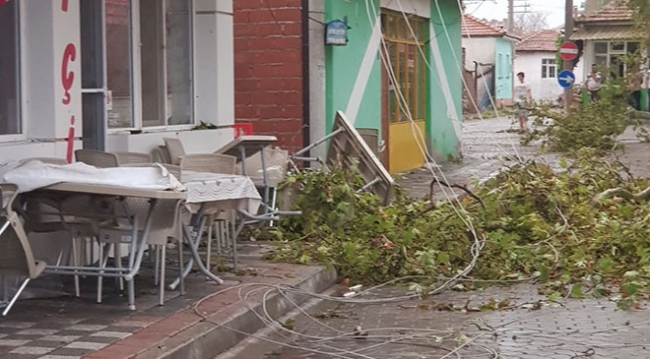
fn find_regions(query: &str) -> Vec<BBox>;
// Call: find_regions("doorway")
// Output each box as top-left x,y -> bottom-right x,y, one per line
381,9 -> 428,174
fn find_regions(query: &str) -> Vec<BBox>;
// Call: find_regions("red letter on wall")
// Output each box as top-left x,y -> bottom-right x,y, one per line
61,43 -> 76,105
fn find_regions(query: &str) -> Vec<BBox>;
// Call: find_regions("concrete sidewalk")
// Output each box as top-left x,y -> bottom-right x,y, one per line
0,245 -> 336,359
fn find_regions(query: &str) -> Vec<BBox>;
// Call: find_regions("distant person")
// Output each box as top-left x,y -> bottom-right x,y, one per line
627,65 -> 643,110
585,64 -> 602,101
512,72 -> 532,134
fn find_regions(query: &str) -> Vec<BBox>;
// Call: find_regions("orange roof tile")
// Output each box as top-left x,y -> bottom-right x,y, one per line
575,0 -> 633,23
461,14 -> 507,37
516,29 -> 560,52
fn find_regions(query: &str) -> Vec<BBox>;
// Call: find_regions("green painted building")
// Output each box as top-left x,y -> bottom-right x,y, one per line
310,0 -> 463,173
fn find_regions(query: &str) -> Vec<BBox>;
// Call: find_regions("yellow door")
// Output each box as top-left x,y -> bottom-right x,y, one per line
382,10 -> 428,174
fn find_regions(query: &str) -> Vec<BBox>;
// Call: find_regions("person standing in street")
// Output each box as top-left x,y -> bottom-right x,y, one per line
585,64 -> 602,102
512,72 -> 532,134
627,65 -> 644,110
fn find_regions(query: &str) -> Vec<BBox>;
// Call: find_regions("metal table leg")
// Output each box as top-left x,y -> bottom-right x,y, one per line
169,211 -> 224,290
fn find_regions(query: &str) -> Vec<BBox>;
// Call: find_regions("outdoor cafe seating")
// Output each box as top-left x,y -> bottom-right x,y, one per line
0,134 -> 299,315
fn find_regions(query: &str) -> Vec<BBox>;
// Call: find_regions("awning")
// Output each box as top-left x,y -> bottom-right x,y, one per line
570,26 -> 641,40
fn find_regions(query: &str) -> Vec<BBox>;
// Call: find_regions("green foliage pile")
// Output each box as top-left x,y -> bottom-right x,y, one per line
268,149 -> 650,307
522,90 -> 631,152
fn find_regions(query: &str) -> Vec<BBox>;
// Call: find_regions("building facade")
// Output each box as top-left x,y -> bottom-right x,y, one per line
234,0 -> 463,174
572,0 -> 638,80
515,29 -> 585,103
462,15 -> 519,110
0,0 -> 235,163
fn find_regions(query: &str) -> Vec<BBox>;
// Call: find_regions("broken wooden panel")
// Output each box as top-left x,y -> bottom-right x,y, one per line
326,111 -> 395,204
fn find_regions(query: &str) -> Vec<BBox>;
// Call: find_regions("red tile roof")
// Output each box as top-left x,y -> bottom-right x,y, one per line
575,0 -> 633,23
461,14 -> 507,37
516,29 -> 559,52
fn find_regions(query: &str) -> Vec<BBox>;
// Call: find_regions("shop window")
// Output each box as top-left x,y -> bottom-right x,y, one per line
0,1 -> 21,136
140,0 -> 193,128
106,0 -> 133,129
80,0 -> 107,150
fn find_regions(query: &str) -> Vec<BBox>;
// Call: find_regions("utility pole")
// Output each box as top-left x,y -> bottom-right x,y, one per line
563,0 -> 574,113
507,0 -> 514,32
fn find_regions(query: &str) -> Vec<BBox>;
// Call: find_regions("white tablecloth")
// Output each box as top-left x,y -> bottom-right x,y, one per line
181,172 -> 262,215
0,160 -> 184,193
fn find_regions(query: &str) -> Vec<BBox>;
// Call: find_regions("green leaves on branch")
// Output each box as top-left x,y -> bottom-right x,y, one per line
267,149 -> 650,307
522,96 -> 630,153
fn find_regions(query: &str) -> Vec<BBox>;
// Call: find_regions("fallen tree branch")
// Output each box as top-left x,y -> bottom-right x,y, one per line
429,178 -> 486,210
591,186 -> 650,203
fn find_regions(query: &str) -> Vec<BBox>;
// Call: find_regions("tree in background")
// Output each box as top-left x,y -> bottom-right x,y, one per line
512,11 -> 550,37
628,0 -> 650,52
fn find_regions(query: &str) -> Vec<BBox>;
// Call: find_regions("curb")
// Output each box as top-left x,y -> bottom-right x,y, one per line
133,266 -> 337,359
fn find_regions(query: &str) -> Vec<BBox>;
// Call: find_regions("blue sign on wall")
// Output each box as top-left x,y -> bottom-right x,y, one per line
557,70 -> 576,89
325,18 -> 349,46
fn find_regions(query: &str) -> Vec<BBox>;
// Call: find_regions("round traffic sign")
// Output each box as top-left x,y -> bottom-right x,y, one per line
557,70 -> 575,89
560,41 -> 579,61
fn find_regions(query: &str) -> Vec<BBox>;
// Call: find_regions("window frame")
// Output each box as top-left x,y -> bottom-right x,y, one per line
107,0 -> 196,134
541,58 -> 557,79
0,0 -> 26,142
104,0 -> 137,132
592,40 -> 640,79
497,53 -> 503,79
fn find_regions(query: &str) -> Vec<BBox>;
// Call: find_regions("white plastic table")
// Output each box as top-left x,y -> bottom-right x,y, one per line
168,172 -> 262,290
34,182 -> 185,310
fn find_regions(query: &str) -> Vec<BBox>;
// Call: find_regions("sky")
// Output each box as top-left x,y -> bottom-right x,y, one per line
464,0 -> 586,29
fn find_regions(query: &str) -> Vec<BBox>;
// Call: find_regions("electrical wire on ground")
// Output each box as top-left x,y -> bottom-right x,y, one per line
199,1 -> 579,358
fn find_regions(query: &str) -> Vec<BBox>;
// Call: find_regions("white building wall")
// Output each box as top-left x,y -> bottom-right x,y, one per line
514,51 -> 585,103
0,0 -> 235,163
463,37 -> 496,68
193,0 -> 234,127
308,0 -> 327,162
581,40 -> 595,80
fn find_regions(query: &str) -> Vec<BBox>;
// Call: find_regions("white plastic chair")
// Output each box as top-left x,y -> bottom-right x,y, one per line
0,184 -> 47,317
96,197 -> 186,306
180,153 -> 237,275
112,152 -> 153,166
163,138 -> 186,166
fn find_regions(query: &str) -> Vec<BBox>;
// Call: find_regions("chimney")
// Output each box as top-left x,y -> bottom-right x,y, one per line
585,0 -> 598,16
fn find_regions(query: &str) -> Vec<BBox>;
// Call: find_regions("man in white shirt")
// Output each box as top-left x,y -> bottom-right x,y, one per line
512,72 -> 532,134
585,64 -> 602,101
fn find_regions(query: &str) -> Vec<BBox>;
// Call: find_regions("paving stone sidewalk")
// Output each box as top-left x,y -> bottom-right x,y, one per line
0,245 -> 332,359
400,117 -> 650,200
259,285 -> 650,359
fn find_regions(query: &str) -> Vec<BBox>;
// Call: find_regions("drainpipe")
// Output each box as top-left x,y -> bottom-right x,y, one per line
301,0 -> 311,167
